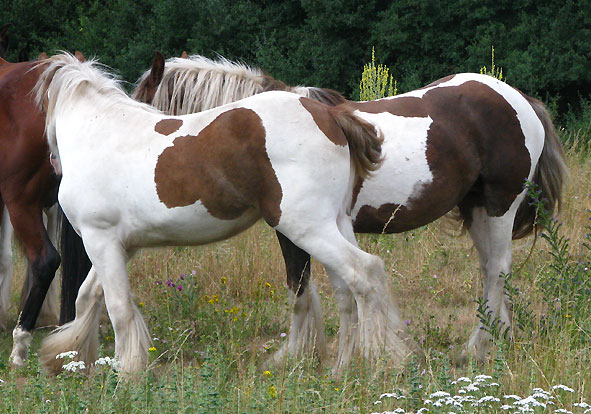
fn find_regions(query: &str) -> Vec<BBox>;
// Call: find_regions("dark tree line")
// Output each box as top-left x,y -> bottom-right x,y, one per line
2,0 -> 590,112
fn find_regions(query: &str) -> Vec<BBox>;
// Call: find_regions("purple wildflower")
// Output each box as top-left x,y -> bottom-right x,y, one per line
177,285 -> 183,291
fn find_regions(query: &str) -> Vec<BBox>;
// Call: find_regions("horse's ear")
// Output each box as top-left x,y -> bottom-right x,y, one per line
181,51 -> 188,59
149,51 -> 165,87
74,51 -> 85,62
38,52 -> 48,61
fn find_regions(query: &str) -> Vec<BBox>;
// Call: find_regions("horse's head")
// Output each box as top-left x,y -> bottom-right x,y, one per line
0,23 -> 11,59
132,51 -> 165,105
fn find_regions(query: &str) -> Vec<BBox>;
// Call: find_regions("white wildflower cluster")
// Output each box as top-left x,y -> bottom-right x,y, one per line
56,350 -> 86,373
56,350 -> 78,360
95,356 -> 120,370
56,351 -> 121,373
371,375 -> 588,414
62,360 -> 86,372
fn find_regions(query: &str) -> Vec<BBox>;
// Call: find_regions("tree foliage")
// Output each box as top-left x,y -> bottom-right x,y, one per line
1,0 -> 589,110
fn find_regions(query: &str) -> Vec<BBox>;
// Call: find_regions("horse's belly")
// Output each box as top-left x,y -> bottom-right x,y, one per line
125,204 -> 261,247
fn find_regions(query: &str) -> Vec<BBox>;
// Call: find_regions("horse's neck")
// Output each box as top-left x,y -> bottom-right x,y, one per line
56,90 -> 145,141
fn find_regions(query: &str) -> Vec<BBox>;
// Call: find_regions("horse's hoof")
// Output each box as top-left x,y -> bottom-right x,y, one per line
10,326 -> 32,367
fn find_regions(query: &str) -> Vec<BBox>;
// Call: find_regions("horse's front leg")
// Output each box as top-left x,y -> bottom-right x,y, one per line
18,205 -> 61,327
8,203 -> 60,366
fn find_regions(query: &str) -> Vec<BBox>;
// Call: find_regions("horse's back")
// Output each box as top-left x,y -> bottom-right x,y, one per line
350,73 -> 545,233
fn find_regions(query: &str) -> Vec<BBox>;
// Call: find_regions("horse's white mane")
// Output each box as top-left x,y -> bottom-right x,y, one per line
34,52 -> 159,159
134,54 -> 348,115
135,54 -> 289,115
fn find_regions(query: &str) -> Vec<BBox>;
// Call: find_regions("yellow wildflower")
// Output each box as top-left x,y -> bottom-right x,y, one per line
268,385 -> 277,398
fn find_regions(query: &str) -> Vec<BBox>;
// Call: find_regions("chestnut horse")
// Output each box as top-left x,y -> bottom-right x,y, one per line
0,52 -> 91,365
34,53 -> 416,375
134,53 -> 568,365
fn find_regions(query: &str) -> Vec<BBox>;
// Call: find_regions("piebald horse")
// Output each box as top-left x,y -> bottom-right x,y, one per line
0,51 -> 91,366
134,52 -> 567,365
34,53 -> 415,375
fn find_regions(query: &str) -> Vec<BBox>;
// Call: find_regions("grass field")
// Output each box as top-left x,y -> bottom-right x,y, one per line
0,138 -> 590,413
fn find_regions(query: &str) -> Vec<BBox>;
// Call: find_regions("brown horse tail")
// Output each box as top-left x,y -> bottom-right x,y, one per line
331,107 -> 384,180
512,96 -> 569,239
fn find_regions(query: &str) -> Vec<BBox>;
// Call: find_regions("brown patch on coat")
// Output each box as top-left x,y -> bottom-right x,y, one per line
154,108 -> 283,226
299,97 -> 347,146
155,119 -> 183,136
349,75 -> 457,118
352,80 -> 531,233
350,97 -> 428,118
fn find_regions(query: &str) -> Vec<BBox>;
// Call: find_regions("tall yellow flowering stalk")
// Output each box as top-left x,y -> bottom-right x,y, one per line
360,47 -> 397,101
480,45 -> 504,81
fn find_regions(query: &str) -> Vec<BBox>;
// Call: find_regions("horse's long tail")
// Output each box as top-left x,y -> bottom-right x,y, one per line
57,206 -> 92,324
512,96 -> 568,239
332,107 -> 384,180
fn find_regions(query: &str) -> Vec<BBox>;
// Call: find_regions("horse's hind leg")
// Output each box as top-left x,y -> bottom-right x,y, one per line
271,231 -> 326,365
40,266 -> 103,375
276,219 -> 415,373
466,206 -> 515,361
0,205 -> 14,330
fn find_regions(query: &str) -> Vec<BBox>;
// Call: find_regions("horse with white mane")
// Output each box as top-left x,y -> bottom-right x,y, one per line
34,52 -> 416,374
134,52 -> 568,365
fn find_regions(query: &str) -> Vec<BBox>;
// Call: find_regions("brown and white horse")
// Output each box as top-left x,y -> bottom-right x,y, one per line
134,53 -> 568,366
0,51 -> 91,366
34,53 -> 415,375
